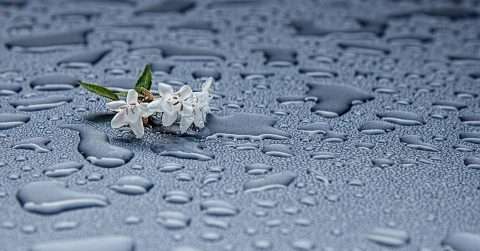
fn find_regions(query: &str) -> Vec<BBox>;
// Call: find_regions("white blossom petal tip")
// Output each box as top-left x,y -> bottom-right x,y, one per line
202,77 -> 214,93
108,89 -> 148,138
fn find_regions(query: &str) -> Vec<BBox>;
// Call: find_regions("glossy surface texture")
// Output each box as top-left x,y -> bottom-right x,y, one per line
0,0 -> 479,250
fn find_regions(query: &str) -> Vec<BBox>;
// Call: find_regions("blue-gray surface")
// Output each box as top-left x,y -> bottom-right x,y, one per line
0,0 -> 480,250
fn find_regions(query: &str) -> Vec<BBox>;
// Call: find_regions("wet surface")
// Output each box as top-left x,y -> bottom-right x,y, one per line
0,0 -> 480,250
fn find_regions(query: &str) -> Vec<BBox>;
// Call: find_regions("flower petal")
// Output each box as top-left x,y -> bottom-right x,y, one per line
176,85 -> 192,99
137,103 -> 150,117
179,104 -> 194,133
129,117 -> 145,138
202,77 -> 214,92
126,106 -> 139,123
106,100 -> 126,111
147,100 -> 162,114
162,112 -> 177,126
126,89 -> 138,105
193,108 -> 205,128
158,83 -> 173,97
111,110 -> 128,128
162,100 -> 175,113
179,113 -> 194,133
195,92 -> 209,107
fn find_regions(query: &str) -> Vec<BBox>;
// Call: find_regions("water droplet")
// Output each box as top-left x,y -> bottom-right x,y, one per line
13,137 -> 51,153
156,210 -> 191,230
359,120 -> 395,134
131,44 -> 223,61
17,181 -> 109,215
53,221 -> 79,231
298,122 -> 331,134
291,239 -> 315,251
199,113 -> 288,140
262,143 -> 294,157
460,132 -> 480,144
399,135 -> 439,152
200,231 -> 223,242
158,162 -> 185,172
442,231 -> 480,251
30,235 -> 134,251
43,161 -> 83,177
245,163 -> 273,175
6,28 -> 92,52
202,217 -> 230,229
377,111 -> 425,126
366,227 -> 410,247
30,75 -> 80,91
372,158 -> 395,168
459,113 -> 480,126
135,0 -> 196,15
306,84 -> 374,117
253,239 -> 272,250
10,95 -> 73,111
151,136 -> 214,161
109,175 -> 154,195
200,199 -> 239,217
0,113 -> 30,130
244,172 -> 297,192
61,124 -> 134,168
252,48 -> 297,66
58,49 -> 111,67
163,190 -> 193,204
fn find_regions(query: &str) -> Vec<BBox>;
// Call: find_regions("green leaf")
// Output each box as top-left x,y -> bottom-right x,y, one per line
114,91 -> 128,97
79,81 -> 119,100
134,64 -> 152,92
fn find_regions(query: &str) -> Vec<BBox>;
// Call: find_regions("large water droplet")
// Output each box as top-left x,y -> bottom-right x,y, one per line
61,124 -> 134,168
306,84 -> 374,117
377,111 -> 425,126
58,49 -> 111,67
244,172 -> 297,192
366,227 -> 410,247
157,210 -> 191,230
43,161 -> 83,178
30,75 -> 80,91
151,136 -> 214,161
399,135 -> 439,152
0,113 -> 30,130
30,235 -> 134,251
13,137 -> 51,153
17,181 -> 109,215
10,95 -> 72,111
442,231 -> 480,251
199,113 -> 288,140
5,28 -> 92,51
109,175 -> 154,195
200,199 -> 239,217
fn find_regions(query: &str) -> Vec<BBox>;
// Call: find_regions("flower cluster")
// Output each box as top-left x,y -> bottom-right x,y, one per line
80,64 -> 214,138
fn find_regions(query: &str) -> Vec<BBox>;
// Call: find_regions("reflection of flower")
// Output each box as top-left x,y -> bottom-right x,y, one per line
148,77 -> 214,133
107,89 -> 149,138
192,77 -> 213,128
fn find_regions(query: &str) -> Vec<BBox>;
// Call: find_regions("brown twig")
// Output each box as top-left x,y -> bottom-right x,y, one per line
142,117 -> 150,127
141,89 -> 155,102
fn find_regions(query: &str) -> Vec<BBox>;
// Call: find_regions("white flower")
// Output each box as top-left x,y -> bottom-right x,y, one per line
178,98 -> 195,133
147,83 -> 193,128
147,78 -> 214,133
192,77 -> 214,128
107,89 -> 149,138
